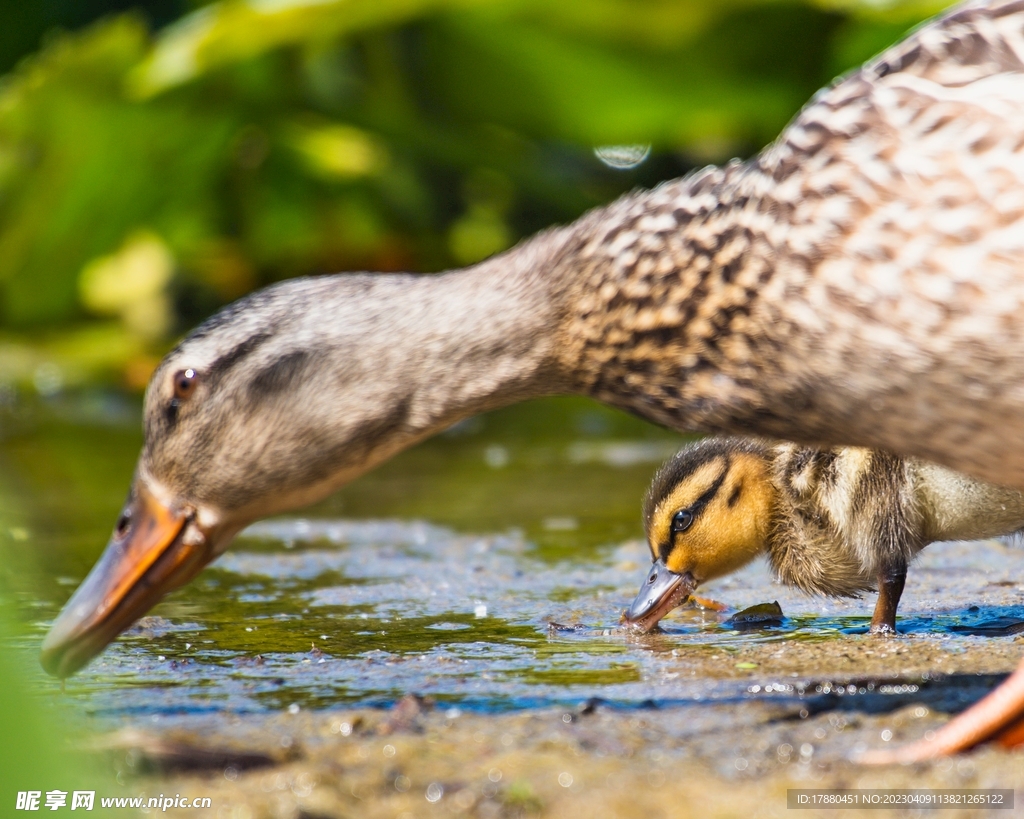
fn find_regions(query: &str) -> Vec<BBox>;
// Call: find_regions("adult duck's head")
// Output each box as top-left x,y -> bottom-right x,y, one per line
40,260 -> 564,677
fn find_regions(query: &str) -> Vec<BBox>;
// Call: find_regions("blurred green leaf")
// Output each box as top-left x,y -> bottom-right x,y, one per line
130,0 -> 489,97
0,17 -> 236,327
0,467 -> 117,812
285,119 -> 388,178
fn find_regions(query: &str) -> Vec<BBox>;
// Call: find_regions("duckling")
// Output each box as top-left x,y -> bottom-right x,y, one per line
623,437 -> 1024,635
38,0 -> 1024,761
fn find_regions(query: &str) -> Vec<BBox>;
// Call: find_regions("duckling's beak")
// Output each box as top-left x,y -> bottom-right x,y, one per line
40,479 -> 211,678
622,559 -> 695,633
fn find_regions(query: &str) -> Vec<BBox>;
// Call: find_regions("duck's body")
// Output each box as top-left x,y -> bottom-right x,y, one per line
38,0 -> 1024,762
625,438 -> 1024,634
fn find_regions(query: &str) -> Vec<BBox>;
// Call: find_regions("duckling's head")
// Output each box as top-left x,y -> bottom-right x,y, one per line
623,437 -> 775,631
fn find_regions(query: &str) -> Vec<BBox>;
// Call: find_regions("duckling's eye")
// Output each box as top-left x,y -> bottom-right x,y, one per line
173,368 -> 198,401
671,509 -> 694,533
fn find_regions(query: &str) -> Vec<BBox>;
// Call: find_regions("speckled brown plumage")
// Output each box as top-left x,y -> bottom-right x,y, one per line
555,0 -> 1024,486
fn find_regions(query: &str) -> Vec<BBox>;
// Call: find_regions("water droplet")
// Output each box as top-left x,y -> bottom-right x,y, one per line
558,772 -> 573,788
594,144 -> 651,170
425,782 -> 444,803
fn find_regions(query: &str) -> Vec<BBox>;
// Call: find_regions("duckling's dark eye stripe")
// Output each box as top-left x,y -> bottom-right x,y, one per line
658,457 -> 730,560
687,458 -> 731,518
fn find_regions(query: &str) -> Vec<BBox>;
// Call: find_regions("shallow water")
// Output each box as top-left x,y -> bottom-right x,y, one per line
0,392 -> 683,715
5,391 -> 1024,734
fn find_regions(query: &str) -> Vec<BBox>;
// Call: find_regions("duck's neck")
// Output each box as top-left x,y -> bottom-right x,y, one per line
393,230 -> 574,432
353,158 -> 967,471
412,161 -> 791,438
547,162 -> 790,435
422,162 -> 783,432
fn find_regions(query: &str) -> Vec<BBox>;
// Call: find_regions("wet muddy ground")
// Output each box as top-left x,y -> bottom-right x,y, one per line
4,396 -> 1024,816
105,694 -> 1024,819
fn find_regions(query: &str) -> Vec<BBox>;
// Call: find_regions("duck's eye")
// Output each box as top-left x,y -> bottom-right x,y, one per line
671,509 -> 694,533
173,368 -> 198,400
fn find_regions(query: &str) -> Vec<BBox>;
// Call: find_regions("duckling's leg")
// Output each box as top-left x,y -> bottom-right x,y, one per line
869,563 -> 906,635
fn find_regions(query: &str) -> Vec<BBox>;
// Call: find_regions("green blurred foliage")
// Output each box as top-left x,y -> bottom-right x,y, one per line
0,482 -> 118,813
0,616 -> 108,814
0,0 -> 948,389
0,0 -> 187,74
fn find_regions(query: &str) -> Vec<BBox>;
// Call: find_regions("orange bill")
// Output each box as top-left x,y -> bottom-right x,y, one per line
40,479 -> 209,678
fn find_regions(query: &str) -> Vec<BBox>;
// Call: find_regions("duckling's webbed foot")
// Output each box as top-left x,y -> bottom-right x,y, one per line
869,564 -> 906,635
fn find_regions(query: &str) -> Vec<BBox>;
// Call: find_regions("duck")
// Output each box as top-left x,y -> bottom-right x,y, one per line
38,0 -> 1024,762
622,436 -> 1024,635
